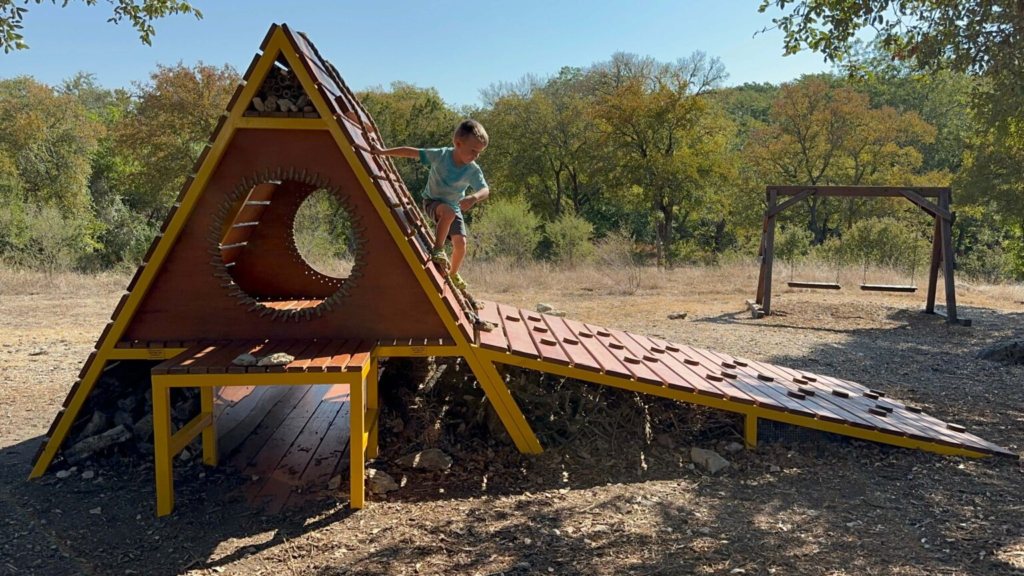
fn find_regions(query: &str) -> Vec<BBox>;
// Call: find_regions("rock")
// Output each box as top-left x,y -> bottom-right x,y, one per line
81,471 -> 95,480
64,425 -> 132,464
977,339 -> 1024,365
690,447 -> 730,475
257,352 -> 294,367
117,395 -> 139,413
173,399 -> 196,422
89,507 -> 101,515
55,470 -> 72,480
723,441 -> 745,454
232,353 -> 257,367
770,465 -> 781,473
547,310 -> 567,317
113,410 -> 134,427
697,527 -> 711,535
327,475 -> 341,491
536,303 -> 555,313
28,348 -> 47,356
79,411 -> 109,439
133,414 -> 154,444
366,469 -> 398,494
396,448 -> 453,471
667,312 -> 688,320
655,433 -> 675,449
179,448 -> 192,462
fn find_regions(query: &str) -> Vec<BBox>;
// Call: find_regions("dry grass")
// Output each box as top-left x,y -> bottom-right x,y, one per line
465,259 -> 1024,310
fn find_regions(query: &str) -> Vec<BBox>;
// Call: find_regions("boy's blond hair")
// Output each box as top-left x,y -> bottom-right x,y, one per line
454,119 -> 489,145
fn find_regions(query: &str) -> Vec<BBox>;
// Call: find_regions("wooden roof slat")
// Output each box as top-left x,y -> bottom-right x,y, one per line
497,303 -> 540,360
584,323 -> 661,386
518,310 -> 572,367
475,300 -> 509,353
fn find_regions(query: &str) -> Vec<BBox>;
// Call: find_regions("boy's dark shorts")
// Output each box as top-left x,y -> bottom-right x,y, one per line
422,199 -> 466,237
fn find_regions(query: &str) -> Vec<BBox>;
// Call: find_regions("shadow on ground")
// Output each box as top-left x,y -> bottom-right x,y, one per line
3,301 -> 1023,575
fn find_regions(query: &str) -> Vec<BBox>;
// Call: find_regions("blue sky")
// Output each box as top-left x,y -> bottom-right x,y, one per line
1,1 -> 832,106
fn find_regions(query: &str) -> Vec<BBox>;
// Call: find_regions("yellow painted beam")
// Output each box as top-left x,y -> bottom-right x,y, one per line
350,371 -> 366,509
367,358 -> 379,459
375,345 -> 461,358
153,384 -> 174,517
170,411 -> 213,455
478,349 -> 991,459
200,387 -> 218,466
235,116 -> 329,130
745,414 -> 758,449
268,29 -> 544,457
152,372 -> 363,388
107,348 -> 189,361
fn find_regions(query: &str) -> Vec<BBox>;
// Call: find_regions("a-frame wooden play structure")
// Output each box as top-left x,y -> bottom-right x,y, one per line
30,24 -> 1015,517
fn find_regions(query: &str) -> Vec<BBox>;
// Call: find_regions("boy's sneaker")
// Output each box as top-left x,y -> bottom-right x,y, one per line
451,273 -> 468,291
430,249 -> 450,271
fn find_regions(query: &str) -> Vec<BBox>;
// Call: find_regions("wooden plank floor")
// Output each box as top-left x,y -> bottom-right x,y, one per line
476,300 -> 1017,459
213,383 -> 351,513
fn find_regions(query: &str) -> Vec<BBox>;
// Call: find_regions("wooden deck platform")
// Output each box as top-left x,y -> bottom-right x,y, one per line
214,383 -> 351,514
474,301 -> 1016,459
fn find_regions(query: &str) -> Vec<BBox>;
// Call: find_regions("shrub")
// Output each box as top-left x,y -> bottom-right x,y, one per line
545,212 -> 594,266
470,196 -> 541,262
597,228 -> 643,294
0,202 -> 99,275
775,226 -> 813,262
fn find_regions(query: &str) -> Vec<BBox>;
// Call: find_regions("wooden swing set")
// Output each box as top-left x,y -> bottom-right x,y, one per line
748,186 -> 971,326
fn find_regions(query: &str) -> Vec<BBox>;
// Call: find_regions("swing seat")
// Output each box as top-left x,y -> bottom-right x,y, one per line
860,284 -> 918,293
787,281 -> 842,290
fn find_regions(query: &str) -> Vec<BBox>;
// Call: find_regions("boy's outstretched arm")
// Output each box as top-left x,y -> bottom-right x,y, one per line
459,188 -> 489,211
370,144 -> 419,159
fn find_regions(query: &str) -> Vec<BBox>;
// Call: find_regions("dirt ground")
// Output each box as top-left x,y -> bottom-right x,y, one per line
1,264 -> 1022,576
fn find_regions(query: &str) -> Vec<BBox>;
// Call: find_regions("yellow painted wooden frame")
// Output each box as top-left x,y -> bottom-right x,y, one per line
477,348 -> 991,459
150,360 -> 373,516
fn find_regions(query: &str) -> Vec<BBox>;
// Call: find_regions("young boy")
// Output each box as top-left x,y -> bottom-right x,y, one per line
370,119 -> 490,292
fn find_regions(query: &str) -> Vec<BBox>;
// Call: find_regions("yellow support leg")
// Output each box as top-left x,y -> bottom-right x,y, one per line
745,413 -> 758,449
465,352 -> 543,454
200,386 -> 218,466
349,375 -> 366,509
153,383 -> 175,517
367,357 -> 379,460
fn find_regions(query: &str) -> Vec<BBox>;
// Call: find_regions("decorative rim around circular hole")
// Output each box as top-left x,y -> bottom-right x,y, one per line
207,167 -> 368,322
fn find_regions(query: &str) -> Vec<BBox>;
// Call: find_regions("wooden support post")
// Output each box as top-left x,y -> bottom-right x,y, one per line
464,351 -> 543,454
200,386 -> 218,466
761,189 -> 779,315
349,372 -> 366,509
925,216 -> 942,314
744,413 -> 758,449
153,383 -> 174,517
939,189 -> 960,324
366,356 -> 379,460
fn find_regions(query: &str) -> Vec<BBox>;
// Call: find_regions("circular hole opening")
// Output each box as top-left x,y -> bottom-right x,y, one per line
293,188 -> 357,279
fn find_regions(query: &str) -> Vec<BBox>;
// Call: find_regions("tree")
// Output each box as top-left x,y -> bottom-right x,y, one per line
112,61 -> 237,221
588,52 -> 733,265
759,0 -> 1024,226
0,76 -> 103,210
1,0 -> 202,53
482,68 -> 604,220
358,82 -> 461,196
744,78 -> 936,242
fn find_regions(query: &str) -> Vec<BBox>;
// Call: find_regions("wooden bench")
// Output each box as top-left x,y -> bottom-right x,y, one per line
149,338 -> 377,516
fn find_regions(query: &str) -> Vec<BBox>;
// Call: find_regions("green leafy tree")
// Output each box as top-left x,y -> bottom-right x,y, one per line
1,0 -> 202,53
0,76 -> 103,210
588,52 -> 734,266
113,61 -> 237,221
358,82 -> 460,197
744,78 -> 936,242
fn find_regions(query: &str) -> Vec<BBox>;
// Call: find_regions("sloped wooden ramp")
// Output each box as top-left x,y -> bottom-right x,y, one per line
475,301 -> 1015,459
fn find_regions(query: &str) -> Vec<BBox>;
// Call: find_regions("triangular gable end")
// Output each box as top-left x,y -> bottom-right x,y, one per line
30,23 -> 482,477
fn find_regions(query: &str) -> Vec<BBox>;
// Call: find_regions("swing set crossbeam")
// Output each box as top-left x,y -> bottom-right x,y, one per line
752,186 -> 969,326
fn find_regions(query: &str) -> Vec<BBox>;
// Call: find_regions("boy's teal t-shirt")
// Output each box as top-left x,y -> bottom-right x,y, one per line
418,147 -> 488,209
